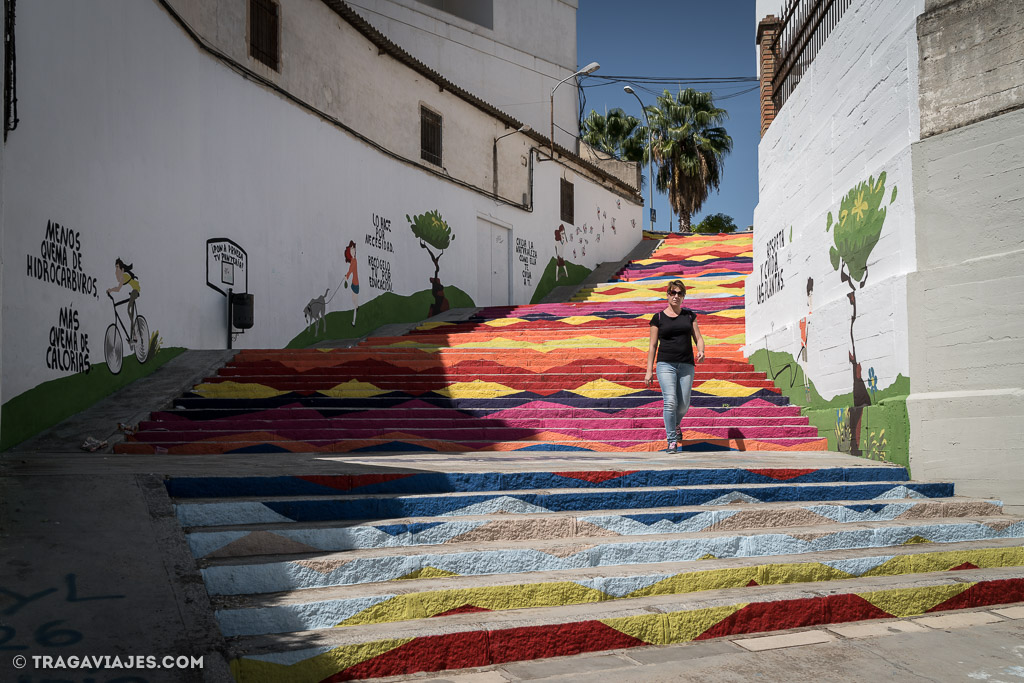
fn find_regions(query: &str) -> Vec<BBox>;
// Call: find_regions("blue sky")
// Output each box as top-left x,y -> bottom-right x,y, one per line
577,1 -> 759,231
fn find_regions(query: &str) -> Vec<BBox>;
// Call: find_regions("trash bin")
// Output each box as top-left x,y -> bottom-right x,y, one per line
231,292 -> 254,329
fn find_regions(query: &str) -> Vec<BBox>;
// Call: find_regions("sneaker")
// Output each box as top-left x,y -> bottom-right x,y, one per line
665,441 -> 677,454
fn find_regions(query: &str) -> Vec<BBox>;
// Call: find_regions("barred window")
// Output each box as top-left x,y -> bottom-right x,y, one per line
420,107 -> 442,166
560,178 -> 574,225
250,0 -> 279,71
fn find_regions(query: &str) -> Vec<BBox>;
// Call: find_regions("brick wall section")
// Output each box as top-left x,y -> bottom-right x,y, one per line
918,0 -> 1024,138
757,15 -> 782,137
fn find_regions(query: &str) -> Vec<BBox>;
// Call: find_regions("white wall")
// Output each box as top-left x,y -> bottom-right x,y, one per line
907,105 -> 1024,510
748,0 -> 924,404
346,0 -> 582,149
2,0 -> 640,405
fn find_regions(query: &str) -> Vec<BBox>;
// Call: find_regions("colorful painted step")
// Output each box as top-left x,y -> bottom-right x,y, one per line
157,457 -> 1024,682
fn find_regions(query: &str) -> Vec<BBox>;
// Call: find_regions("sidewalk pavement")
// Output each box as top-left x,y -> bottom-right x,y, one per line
409,610 -> 1024,682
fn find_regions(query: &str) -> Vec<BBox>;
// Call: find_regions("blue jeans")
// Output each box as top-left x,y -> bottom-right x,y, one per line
656,361 -> 695,443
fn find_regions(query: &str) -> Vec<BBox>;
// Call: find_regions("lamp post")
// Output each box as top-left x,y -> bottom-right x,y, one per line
550,61 -> 599,153
624,85 -> 654,230
493,124 -> 531,198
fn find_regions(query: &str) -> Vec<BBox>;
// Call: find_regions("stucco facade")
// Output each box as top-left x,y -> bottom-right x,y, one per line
0,0 -> 641,448
342,0 -> 583,150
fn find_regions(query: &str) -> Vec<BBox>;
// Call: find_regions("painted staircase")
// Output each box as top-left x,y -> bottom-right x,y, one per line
175,457 -> 1024,681
117,233 -> 824,454
123,232 -> 1024,680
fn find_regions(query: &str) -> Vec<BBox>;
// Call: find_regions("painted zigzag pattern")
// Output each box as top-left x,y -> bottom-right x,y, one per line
214,546 -> 1024,636
118,233 -> 828,454
229,577 -> 1024,682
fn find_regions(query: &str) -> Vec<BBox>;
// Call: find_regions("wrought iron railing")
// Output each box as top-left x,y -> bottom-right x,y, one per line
770,0 -> 853,111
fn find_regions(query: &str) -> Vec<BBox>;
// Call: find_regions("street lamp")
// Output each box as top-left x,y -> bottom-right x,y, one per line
493,124 -> 531,198
624,85 -> 654,230
550,61 -> 599,153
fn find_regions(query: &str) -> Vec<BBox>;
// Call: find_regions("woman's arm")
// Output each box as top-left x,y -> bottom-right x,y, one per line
692,319 -> 705,363
645,325 -> 658,386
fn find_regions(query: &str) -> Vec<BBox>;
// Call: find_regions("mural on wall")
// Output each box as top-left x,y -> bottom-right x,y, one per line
408,210 -> 455,317
552,225 -> 567,281
749,172 -> 908,466
800,276 -> 813,402
825,171 -> 894,457
302,289 -> 331,336
4,227 -> 180,451
104,258 -> 149,374
343,241 -> 360,326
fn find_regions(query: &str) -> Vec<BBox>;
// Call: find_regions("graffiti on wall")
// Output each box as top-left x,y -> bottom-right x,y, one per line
366,213 -> 394,294
408,210 -> 454,317
756,228 -> 785,304
27,220 -> 99,298
825,171 -> 895,457
517,236 -> 537,287
46,304 -> 91,374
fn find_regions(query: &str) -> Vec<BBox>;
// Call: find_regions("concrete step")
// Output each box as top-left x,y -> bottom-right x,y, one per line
128,425 -> 822,443
167,392 -> 794,407
181,498 -> 1003,559
191,378 -> 782,392
171,481 -> 948,527
194,516 -> 1024,595
224,568 -> 1024,681
116,434 -> 829,454
165,466 -> 909,498
210,539 -> 1024,636
142,416 -> 813,433
153,402 -> 804,418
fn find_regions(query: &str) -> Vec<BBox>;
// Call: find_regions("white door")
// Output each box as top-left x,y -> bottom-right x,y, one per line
489,223 -> 510,305
476,217 -> 512,306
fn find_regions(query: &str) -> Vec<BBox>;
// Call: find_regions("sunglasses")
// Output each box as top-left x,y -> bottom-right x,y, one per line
667,290 -> 684,297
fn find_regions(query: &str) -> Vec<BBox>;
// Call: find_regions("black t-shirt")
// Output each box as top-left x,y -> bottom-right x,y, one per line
650,309 -> 697,364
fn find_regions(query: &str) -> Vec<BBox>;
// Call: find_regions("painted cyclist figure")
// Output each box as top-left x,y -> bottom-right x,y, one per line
644,280 -> 705,453
107,258 -> 140,341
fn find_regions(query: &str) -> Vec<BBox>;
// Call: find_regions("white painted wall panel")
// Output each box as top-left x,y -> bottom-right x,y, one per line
2,0 -> 641,405
748,0 -> 924,402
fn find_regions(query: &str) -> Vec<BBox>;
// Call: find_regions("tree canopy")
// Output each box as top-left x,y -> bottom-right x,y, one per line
693,212 -> 738,234
646,89 -> 732,232
407,210 -> 453,251
580,108 -> 647,163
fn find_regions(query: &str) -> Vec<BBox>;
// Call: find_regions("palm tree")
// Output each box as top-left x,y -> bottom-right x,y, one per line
646,89 -> 732,232
581,108 -> 647,163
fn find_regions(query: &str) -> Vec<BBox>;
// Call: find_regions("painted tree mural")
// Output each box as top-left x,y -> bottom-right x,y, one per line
826,172 -> 895,456
408,210 -> 455,317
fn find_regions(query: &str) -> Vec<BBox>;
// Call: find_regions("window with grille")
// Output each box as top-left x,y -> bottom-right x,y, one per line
560,178 -> 574,224
420,107 -> 442,166
250,0 -> 279,71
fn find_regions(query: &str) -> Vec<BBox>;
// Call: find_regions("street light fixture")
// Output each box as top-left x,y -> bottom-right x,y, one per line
493,124 -> 531,198
624,85 -> 654,230
550,61 -> 599,153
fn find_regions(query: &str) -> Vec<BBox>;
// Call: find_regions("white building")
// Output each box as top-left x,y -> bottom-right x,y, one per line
342,0 -> 584,150
0,0 -> 641,448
